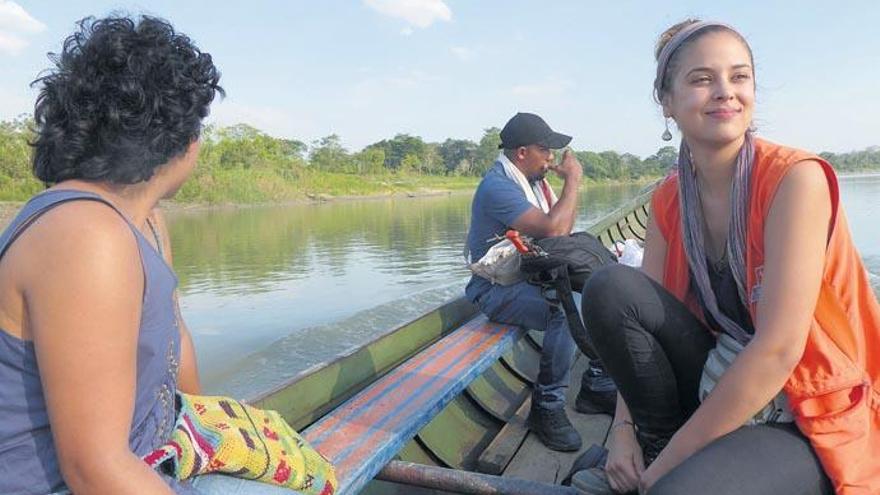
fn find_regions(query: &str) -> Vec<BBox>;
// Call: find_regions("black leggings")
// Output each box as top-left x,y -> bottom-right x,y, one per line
581,264 -> 832,495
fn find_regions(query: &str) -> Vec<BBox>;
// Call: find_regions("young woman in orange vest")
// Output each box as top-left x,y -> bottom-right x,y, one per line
576,19 -> 880,495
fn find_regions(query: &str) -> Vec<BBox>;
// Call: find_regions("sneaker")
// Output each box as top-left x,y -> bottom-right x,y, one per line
570,467 -> 615,495
562,444 -> 608,486
636,429 -> 669,466
527,403 -> 582,452
574,360 -> 617,415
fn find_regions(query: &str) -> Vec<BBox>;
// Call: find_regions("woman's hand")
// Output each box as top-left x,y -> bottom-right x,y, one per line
605,422 -> 644,493
636,160 -> 833,490
637,452 -> 673,494
638,465 -> 659,495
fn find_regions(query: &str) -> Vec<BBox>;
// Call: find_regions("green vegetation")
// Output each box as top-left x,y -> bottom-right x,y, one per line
1,116 -> 878,204
821,148 -> 880,173
0,118 -> 44,201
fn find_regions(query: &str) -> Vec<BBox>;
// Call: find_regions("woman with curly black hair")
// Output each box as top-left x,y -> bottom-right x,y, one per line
0,14 -> 295,495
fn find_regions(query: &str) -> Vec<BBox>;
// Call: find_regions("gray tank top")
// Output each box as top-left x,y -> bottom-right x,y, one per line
0,190 -> 186,494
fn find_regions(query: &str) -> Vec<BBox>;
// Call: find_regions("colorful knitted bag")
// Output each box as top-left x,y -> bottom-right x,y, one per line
143,393 -> 336,495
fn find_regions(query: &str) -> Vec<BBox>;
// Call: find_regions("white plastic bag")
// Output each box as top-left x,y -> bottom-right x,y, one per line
467,239 -> 525,286
615,239 -> 644,268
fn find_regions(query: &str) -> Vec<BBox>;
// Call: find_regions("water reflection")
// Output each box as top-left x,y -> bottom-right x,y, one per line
157,176 -> 880,391
0,178 -> 873,393
839,174 -> 880,298
165,184 -> 645,387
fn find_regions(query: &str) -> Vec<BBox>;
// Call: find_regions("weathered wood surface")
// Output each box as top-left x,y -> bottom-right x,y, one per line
475,396 -> 532,474
502,354 -> 612,484
303,315 -> 525,494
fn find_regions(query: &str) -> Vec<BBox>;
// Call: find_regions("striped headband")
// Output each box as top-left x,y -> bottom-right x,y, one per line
653,21 -> 739,98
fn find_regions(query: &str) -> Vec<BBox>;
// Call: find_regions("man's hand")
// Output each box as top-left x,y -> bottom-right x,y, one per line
510,148 -> 581,237
549,148 -> 583,182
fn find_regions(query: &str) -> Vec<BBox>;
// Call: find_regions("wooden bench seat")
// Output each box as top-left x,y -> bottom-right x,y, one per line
303,315 -> 525,494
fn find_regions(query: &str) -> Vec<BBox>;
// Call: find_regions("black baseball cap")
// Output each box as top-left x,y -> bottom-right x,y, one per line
498,112 -> 572,150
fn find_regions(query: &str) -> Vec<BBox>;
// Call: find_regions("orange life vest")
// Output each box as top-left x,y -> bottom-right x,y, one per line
651,138 -> 880,494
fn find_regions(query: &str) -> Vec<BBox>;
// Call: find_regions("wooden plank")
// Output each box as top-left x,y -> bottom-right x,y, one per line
248,297 -> 477,429
303,316 -> 525,495
464,362 -> 530,422
502,434 -> 562,484
475,396 -> 532,475
416,393 -> 501,469
502,413 -> 610,484
502,354 -> 613,484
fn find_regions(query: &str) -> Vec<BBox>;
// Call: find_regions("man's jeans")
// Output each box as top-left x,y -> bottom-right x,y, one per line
474,280 -> 577,410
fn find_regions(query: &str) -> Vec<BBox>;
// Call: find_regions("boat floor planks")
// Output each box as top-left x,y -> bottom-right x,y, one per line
285,184 -> 654,494
502,354 -> 612,484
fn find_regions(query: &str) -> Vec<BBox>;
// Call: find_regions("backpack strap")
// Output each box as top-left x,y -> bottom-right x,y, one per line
546,266 -> 599,360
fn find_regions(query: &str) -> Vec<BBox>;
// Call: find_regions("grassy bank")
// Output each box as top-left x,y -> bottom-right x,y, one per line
0,169 -> 659,207
0,119 -> 676,204
172,169 -> 482,204
174,169 -> 659,205
0,178 -> 43,202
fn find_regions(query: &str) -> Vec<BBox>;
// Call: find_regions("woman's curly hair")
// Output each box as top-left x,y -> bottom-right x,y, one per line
31,15 -> 224,185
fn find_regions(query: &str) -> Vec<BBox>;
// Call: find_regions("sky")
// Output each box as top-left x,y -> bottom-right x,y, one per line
1,0 -> 879,158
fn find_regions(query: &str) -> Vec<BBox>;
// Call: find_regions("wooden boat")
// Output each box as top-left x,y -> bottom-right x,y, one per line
246,184 -> 656,494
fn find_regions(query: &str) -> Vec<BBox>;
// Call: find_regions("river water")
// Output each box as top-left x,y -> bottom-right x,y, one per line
0,177 -> 875,395
171,183 -> 647,393
158,176 -> 880,394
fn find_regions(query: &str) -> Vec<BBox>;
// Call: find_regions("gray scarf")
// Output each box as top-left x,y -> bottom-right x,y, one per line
655,20 -> 755,345
677,133 -> 755,345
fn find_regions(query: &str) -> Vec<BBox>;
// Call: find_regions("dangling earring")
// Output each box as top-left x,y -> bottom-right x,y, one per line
661,118 -> 673,141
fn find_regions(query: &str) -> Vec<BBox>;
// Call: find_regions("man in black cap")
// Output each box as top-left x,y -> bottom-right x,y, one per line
465,112 -> 614,451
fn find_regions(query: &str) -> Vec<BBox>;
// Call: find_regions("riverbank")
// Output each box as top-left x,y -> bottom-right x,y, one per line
0,174 -> 659,225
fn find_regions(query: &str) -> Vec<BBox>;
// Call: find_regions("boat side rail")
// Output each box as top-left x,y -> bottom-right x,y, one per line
248,179 -> 657,432
302,315 -> 525,494
256,181 -> 658,492
249,297 -> 478,430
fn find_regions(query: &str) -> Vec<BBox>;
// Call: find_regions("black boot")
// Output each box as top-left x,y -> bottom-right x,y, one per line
574,360 -> 617,415
527,402 -> 582,452
636,429 -> 670,466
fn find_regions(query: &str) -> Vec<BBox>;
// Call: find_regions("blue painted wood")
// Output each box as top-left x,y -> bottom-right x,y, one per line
303,315 -> 524,495
305,317 -> 492,448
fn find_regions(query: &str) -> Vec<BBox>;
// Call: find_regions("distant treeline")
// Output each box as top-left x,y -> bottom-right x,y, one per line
1,117 -> 878,203
196,123 -> 677,181
820,147 -> 880,173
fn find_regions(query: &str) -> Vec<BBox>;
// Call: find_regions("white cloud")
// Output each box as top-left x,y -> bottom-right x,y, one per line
364,0 -> 451,30
450,46 -> 474,61
0,0 -> 46,56
0,0 -> 44,33
510,78 -> 575,97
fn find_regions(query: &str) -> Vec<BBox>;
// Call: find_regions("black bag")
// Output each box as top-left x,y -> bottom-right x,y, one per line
520,232 -> 617,292
520,232 -> 617,359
